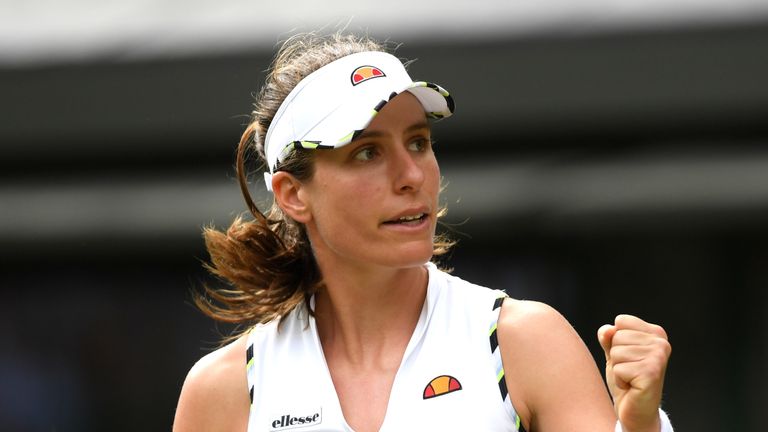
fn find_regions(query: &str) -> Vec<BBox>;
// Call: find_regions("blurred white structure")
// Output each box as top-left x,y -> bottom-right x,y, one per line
3,0 -> 768,66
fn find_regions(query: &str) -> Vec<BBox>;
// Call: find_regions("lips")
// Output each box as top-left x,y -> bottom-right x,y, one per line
382,213 -> 427,225
382,205 -> 431,227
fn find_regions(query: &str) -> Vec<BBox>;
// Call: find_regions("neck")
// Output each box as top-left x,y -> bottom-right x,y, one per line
313,263 -> 429,369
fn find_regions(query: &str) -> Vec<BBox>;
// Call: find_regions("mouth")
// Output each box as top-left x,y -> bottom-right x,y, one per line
382,213 -> 428,226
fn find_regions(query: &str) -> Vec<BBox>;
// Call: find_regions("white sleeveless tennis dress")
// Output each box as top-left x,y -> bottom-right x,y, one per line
245,262 -> 526,432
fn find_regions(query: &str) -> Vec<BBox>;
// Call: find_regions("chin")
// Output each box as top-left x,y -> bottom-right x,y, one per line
385,243 -> 435,268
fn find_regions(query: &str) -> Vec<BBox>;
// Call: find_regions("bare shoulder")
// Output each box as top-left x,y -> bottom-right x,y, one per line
496,299 -> 586,382
498,298 -> 563,329
173,332 -> 251,432
497,299 -> 615,432
497,299 -> 585,357
497,299 -> 586,345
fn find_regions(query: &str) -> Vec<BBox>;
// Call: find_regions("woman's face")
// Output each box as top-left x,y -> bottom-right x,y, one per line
301,92 -> 440,271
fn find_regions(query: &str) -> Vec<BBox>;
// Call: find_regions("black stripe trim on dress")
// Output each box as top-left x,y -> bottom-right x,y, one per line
493,296 -> 505,310
498,372 -> 509,401
490,325 -> 500,352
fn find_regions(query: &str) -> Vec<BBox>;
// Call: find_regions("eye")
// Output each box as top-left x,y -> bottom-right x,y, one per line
408,137 -> 432,152
353,146 -> 378,162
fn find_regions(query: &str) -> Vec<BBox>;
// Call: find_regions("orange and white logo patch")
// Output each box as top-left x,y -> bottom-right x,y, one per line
350,65 -> 385,86
423,375 -> 462,399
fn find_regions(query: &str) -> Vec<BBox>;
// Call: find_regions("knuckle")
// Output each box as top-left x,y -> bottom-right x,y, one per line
654,338 -> 672,356
651,323 -> 668,339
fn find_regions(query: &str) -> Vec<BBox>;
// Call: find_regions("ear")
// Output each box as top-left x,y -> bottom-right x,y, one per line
272,171 -> 312,223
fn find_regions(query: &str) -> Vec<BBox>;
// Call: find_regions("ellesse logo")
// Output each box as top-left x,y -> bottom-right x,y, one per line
350,65 -> 385,86
269,408 -> 322,430
423,375 -> 462,399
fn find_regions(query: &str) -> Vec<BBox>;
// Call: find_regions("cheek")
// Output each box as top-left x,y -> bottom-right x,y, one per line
338,182 -> 385,220
312,175 -> 379,225
425,159 -> 441,195
331,168 -> 385,200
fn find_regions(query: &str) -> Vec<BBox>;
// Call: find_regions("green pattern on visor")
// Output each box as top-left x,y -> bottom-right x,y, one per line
278,140 -> 334,162
336,132 -> 355,145
293,140 -> 327,150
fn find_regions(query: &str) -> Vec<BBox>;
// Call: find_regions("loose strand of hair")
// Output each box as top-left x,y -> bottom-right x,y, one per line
236,122 -> 267,224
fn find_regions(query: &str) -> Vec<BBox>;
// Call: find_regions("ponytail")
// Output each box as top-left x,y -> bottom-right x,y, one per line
195,120 -> 321,327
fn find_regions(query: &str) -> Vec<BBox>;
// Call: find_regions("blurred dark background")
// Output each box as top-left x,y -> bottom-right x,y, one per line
2,3 -> 767,431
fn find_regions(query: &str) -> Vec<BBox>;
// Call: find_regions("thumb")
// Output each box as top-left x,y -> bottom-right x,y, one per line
597,324 -> 616,362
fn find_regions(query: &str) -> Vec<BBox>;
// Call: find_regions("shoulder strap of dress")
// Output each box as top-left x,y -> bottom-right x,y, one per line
489,294 -> 527,432
245,328 -> 257,409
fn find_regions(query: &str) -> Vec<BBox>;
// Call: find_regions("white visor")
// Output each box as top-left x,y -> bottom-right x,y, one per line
263,51 -> 454,191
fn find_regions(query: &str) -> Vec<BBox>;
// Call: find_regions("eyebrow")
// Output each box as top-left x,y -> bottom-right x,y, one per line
354,121 -> 430,141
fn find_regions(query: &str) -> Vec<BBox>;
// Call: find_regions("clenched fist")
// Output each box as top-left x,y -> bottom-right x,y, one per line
598,315 -> 672,432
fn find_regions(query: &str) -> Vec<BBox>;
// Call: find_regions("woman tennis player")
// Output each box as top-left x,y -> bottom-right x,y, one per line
173,32 -> 673,432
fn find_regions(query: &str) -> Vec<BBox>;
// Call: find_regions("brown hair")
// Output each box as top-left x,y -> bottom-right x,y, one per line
195,32 -> 454,331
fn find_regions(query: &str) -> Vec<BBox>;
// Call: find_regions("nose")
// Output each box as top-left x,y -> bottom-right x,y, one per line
392,146 -> 425,193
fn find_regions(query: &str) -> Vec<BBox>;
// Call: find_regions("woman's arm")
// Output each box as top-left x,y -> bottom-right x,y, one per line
498,299 -> 617,432
498,300 -> 673,432
173,335 -> 250,432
